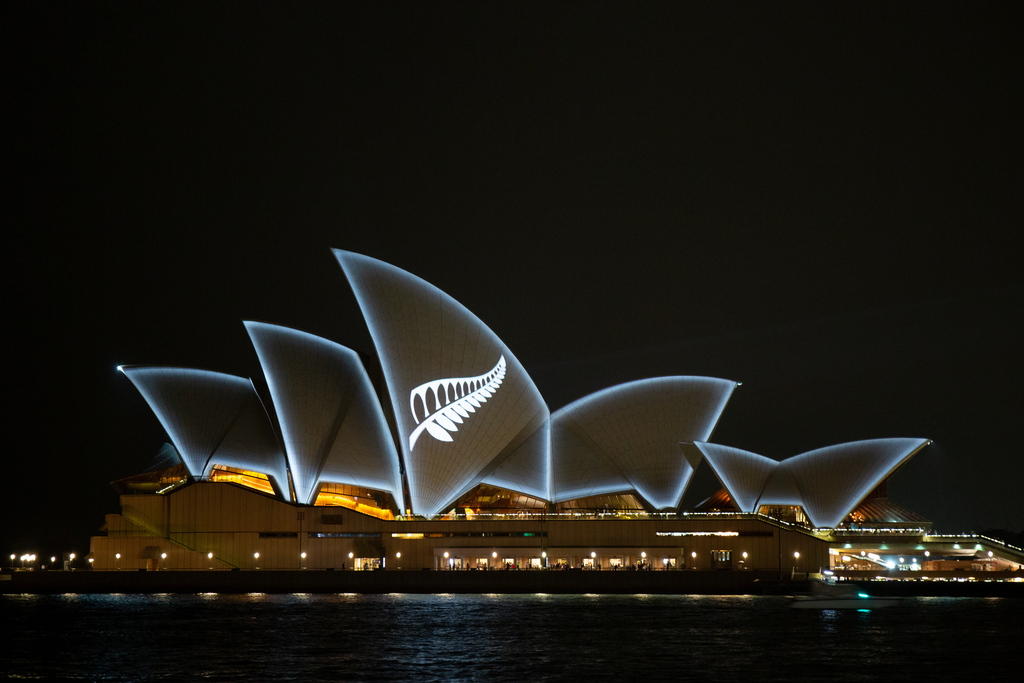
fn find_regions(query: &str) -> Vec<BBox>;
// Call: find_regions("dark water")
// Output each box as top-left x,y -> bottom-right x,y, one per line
2,593 -> 1020,681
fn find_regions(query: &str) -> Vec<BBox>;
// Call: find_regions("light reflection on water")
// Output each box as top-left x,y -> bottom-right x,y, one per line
1,593 -> 1018,680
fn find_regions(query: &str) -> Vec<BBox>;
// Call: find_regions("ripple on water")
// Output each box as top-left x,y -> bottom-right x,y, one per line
0,594 -> 1019,680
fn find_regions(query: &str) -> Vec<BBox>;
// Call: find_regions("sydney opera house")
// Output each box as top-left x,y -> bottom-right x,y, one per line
89,251 -> 1023,576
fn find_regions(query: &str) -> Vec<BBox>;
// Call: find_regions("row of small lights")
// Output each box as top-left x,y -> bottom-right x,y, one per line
838,548 -> 996,568
436,550 -> 762,562
10,553 -> 82,567
30,547 -> 1001,567
88,549 -> 774,564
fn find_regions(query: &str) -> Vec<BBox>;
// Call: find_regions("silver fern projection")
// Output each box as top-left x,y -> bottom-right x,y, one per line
408,355 -> 507,449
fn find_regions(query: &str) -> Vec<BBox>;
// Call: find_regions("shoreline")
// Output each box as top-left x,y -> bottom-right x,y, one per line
3,570 -> 1022,597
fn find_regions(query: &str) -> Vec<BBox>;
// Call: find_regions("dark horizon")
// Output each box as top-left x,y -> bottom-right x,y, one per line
7,2 -> 1021,556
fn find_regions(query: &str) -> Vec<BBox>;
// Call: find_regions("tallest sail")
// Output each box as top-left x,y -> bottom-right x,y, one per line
334,250 -> 550,515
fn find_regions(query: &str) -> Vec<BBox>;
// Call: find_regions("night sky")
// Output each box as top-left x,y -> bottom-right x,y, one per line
7,2 -> 1021,556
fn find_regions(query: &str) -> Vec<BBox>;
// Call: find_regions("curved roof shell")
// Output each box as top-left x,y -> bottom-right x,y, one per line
334,250 -> 550,515
692,442 -> 776,512
551,377 -> 737,508
693,437 -> 930,527
244,322 -> 405,509
782,438 -> 930,528
119,366 -> 290,497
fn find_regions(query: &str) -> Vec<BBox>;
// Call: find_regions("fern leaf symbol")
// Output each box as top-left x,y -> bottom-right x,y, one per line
408,355 -> 507,450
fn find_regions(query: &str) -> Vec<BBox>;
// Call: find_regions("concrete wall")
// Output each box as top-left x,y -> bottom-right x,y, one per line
90,482 -> 830,575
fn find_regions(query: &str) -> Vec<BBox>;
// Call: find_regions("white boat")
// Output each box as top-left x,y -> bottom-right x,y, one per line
790,595 -> 901,609
789,580 -> 900,609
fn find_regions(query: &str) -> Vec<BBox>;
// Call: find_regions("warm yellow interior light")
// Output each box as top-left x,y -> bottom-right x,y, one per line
313,489 -> 395,520
210,466 -> 276,495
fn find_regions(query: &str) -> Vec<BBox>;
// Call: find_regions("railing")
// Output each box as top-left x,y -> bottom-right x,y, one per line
924,533 -> 1024,554
814,527 -> 928,536
394,511 -> 775,522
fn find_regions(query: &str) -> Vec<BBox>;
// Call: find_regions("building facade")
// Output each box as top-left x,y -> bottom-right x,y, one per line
90,250 -> 1024,576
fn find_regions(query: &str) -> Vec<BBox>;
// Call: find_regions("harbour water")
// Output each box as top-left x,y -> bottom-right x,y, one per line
2,593 -> 1019,680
